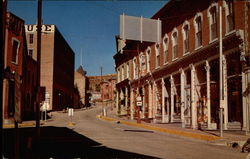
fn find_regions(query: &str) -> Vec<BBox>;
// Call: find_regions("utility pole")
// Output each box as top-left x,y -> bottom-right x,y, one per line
219,5 -> 224,137
36,0 -> 42,137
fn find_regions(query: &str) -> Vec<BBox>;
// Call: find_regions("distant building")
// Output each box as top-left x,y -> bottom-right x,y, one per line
25,24 -> 75,111
3,12 -> 39,123
74,66 -> 87,108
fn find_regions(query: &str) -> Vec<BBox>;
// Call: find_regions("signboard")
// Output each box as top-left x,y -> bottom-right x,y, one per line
25,24 -> 55,33
120,14 -> 161,43
68,108 -> 74,116
136,101 -> 142,106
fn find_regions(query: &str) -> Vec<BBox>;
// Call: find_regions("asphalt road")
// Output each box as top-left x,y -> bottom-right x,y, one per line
43,106 -> 248,159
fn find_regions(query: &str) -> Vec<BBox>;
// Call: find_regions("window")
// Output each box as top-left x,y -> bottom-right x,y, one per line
171,29 -> 178,60
182,23 -> 189,54
12,39 -> 19,63
194,14 -> 202,48
163,35 -> 169,64
126,62 -> 129,79
146,47 -> 151,72
121,65 -> 124,81
225,0 -> 235,33
208,4 -> 218,41
155,44 -> 160,68
133,58 -> 138,79
29,34 -> 34,44
117,68 -> 120,82
28,49 -> 33,57
140,53 -> 146,76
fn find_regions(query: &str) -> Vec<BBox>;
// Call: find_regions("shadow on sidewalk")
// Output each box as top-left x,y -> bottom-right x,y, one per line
3,126 -> 159,159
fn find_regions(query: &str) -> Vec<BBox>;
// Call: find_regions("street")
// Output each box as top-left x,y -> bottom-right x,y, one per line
42,106 -> 248,159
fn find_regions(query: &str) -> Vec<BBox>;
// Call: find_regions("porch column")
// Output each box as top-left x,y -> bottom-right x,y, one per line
205,61 -> 212,129
116,89 -> 120,115
125,87 -> 128,115
170,75 -> 174,123
148,83 -> 153,118
130,88 -> 134,120
161,78 -> 166,123
223,55 -> 228,130
180,69 -> 185,127
142,86 -> 145,118
153,81 -> 157,118
191,64 -> 197,129
242,68 -> 250,132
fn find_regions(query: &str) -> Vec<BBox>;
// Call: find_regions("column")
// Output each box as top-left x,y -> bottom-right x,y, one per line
170,75 -> 174,123
153,81 -> 157,118
148,83 -> 152,118
205,61 -> 212,129
161,78 -> 166,123
180,69 -> 185,127
116,89 -> 120,115
130,88 -> 134,120
125,87 -> 128,115
142,86 -> 145,118
191,64 -> 197,129
223,55 -> 228,130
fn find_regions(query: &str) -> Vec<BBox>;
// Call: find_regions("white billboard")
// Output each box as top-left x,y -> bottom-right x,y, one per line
120,14 -> 161,43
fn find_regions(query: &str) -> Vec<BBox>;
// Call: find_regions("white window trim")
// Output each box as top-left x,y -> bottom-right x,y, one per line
171,28 -> 178,61
146,47 -> 151,73
11,38 -> 20,65
181,20 -> 190,55
193,12 -> 203,49
155,43 -> 160,69
126,61 -> 130,80
207,2 -> 218,43
163,34 -> 169,65
133,57 -> 138,79
223,0 -> 236,35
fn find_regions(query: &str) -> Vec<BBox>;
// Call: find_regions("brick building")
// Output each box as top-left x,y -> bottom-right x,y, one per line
114,0 -> 250,130
74,65 -> 87,108
25,24 -> 75,111
100,76 -> 116,101
3,12 -> 39,123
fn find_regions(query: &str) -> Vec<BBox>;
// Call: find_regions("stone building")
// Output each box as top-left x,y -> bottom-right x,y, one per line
114,0 -> 250,131
25,24 -> 75,111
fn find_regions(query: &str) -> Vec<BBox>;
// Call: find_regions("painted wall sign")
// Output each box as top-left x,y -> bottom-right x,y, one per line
25,24 -> 55,33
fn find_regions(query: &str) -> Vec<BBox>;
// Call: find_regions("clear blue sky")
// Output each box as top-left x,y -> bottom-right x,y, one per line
8,0 -> 166,76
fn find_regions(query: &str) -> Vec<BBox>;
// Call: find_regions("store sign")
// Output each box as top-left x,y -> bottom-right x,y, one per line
25,24 -> 55,33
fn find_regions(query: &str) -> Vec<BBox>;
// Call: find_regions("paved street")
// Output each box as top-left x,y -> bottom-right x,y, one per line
44,106 -> 248,159
3,106 -> 249,159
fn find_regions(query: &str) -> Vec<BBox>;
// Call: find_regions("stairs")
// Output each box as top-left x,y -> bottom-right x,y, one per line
227,122 -> 242,130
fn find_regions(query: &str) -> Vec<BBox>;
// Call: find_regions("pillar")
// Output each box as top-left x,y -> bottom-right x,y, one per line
148,83 -> 153,118
142,86 -> 145,118
180,69 -> 185,127
161,78 -> 166,123
205,61 -> 212,129
153,81 -> 157,118
125,87 -> 128,115
170,75 -> 174,123
191,64 -> 197,129
130,88 -> 134,120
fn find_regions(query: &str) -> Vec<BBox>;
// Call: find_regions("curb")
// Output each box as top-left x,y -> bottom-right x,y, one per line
3,122 -> 45,128
97,115 -> 221,142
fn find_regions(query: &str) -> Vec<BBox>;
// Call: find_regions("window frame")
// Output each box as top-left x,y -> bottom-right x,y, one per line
193,13 -> 203,49
11,38 -> 20,64
208,3 -> 218,42
163,34 -> 169,64
182,21 -> 190,55
155,44 -> 160,69
171,28 -> 178,61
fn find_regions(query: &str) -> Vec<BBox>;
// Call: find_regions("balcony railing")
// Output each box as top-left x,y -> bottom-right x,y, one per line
211,23 -> 217,40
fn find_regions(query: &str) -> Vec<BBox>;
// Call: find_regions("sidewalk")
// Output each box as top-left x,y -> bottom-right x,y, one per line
98,106 -> 250,149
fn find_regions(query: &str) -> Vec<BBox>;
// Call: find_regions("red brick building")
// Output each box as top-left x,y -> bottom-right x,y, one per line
25,24 -> 75,111
114,0 -> 250,130
2,12 -> 39,123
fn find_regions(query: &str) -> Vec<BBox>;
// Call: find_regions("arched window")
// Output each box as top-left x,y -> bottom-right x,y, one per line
163,34 -> 169,64
194,13 -> 203,48
208,3 -> 218,41
224,0 -> 235,33
171,28 -> 178,60
146,47 -> 151,72
133,58 -> 138,79
155,44 -> 160,68
182,21 -> 190,54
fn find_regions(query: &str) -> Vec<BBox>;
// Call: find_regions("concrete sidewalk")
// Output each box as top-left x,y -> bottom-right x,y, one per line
98,106 -> 250,149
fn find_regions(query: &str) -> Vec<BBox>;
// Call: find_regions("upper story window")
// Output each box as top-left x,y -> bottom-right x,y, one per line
224,0 -> 235,33
121,65 -> 124,81
194,13 -> 203,48
12,39 -> 20,64
29,34 -> 34,44
155,44 -> 160,68
117,68 -> 120,82
140,53 -> 146,76
182,21 -> 190,54
146,47 -> 151,73
163,35 -> 169,64
133,58 -> 138,79
126,62 -> 130,79
208,4 -> 218,41
28,49 -> 33,57
171,28 -> 178,60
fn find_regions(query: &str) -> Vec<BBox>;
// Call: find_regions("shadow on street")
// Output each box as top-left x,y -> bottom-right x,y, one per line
3,126 -> 159,159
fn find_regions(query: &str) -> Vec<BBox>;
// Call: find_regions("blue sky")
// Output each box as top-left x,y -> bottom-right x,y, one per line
8,0 -> 166,76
